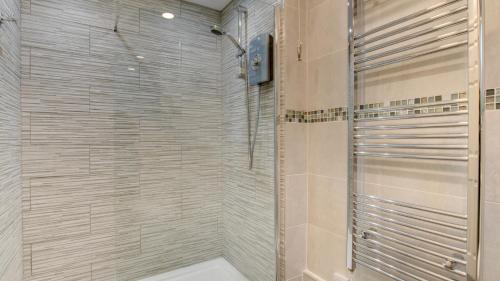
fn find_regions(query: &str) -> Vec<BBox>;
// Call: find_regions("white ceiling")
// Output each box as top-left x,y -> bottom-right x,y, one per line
184,0 -> 232,11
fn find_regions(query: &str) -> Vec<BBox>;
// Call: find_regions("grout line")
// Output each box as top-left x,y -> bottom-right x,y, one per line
30,243 -> 33,276
89,204 -> 92,233
88,25 -> 91,56
28,178 -> 31,211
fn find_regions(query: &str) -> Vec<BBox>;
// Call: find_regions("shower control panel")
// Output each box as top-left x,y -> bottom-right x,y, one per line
248,33 -> 273,86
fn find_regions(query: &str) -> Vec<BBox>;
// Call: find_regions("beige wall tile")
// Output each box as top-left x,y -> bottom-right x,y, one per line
485,0 -> 500,88
485,109 -> 500,203
23,205 -> 91,244
285,123 -> 308,175
308,175 -> 346,236
287,275 -> 303,281
306,0 -> 347,60
31,229 -> 140,276
286,0 -> 299,9
285,224 -> 307,280
22,145 -> 90,178
285,4 -> 307,110
307,122 -> 347,179
307,50 -> 347,110
307,224 -> 349,281
286,175 -> 308,227
481,202 -> 500,281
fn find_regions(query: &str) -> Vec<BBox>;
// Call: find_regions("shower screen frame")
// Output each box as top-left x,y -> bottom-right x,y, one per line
345,0 -> 484,280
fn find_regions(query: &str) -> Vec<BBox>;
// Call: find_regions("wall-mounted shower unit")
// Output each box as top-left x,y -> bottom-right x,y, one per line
211,6 -> 274,170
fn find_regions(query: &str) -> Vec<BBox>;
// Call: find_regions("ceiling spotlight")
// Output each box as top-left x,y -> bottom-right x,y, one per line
162,12 -> 175,19
128,67 -> 135,71
136,55 -> 144,59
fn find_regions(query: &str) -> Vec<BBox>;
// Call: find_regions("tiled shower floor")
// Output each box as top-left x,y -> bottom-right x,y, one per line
139,258 -> 249,281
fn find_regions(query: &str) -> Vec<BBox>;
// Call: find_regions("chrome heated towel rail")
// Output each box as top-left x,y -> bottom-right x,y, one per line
346,0 -> 483,280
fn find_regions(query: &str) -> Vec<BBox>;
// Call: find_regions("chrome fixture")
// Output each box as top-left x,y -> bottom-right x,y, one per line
346,0 -> 483,280
210,25 -> 246,57
210,6 -> 262,170
113,0 -> 121,32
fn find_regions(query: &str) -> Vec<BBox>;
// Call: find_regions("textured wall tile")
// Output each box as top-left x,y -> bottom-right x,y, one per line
0,0 -> 22,279
17,0 -> 278,280
221,1 -> 276,280
29,48 -> 140,87
29,176 -> 138,211
20,1 -> 224,279
22,145 -> 90,178
21,79 -> 90,113
30,0 -> 139,33
21,13 -> 91,55
31,229 -> 140,275
24,265 -> 92,281
89,145 -> 140,176
90,27 -> 181,68
23,205 -> 91,243
29,112 -> 94,144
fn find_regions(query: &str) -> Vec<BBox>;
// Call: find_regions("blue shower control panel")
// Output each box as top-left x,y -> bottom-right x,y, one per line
248,33 -> 273,86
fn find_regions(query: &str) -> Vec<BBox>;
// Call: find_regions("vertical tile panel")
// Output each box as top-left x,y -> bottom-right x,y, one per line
0,0 -> 22,279
221,1 -> 277,280
21,0 -> 223,280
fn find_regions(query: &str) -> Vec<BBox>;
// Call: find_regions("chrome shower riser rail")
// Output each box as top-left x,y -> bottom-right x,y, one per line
354,122 -> 468,130
354,243 -> 461,281
353,217 -> 467,254
354,151 -> 468,161
355,110 -> 468,122
353,193 -> 468,219
354,0 -> 462,40
353,201 -> 467,230
355,29 -> 468,65
354,5 -> 467,47
353,209 -> 467,242
355,17 -> 468,56
355,40 -> 467,72
353,226 -> 467,265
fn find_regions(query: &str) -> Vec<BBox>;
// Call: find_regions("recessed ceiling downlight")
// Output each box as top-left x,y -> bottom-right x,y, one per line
162,12 -> 175,19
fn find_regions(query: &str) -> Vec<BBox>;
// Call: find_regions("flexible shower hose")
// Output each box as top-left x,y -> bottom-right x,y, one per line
244,53 -> 261,170
248,84 -> 261,170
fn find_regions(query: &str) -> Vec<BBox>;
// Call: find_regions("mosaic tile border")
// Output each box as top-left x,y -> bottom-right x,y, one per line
285,91 -> 469,123
486,88 -> 500,110
285,107 -> 347,123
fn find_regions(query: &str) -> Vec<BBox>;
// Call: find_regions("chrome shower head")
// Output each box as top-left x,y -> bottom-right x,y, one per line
210,25 -> 225,36
210,25 -> 246,56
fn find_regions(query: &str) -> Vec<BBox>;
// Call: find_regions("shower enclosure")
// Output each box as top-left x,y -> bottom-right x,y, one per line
14,0 -> 279,280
